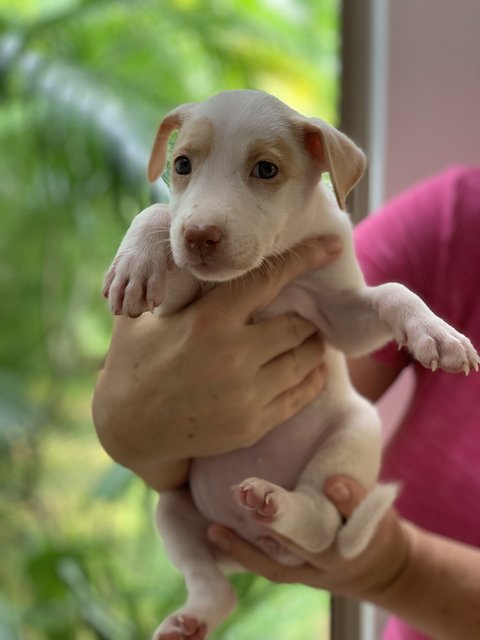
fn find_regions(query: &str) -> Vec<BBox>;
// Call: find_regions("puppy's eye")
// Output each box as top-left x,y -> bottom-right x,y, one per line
174,156 -> 192,175
251,161 -> 278,180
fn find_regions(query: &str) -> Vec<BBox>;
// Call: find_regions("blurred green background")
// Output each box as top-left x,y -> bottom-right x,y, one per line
0,0 -> 340,638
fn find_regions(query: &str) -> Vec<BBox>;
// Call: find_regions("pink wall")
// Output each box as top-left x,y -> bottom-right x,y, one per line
385,0 -> 480,198
372,0 -> 480,442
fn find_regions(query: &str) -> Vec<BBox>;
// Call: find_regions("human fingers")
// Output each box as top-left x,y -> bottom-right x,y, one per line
197,236 -> 342,322
261,477 -> 390,569
249,313 -> 320,364
258,362 -> 327,436
207,525 -> 320,586
257,332 -> 325,404
247,477 -> 370,566
323,475 -> 369,518
227,477 -> 370,570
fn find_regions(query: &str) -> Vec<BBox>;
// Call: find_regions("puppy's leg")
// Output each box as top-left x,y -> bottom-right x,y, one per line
233,394 -> 396,559
153,489 -> 237,640
370,283 -> 480,373
322,283 -> 479,372
104,204 -> 171,317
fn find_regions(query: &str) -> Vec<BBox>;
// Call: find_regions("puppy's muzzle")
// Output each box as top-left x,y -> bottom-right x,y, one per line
184,224 -> 223,257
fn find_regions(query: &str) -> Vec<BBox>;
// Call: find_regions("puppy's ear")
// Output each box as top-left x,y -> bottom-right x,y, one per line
147,104 -> 195,182
300,118 -> 366,210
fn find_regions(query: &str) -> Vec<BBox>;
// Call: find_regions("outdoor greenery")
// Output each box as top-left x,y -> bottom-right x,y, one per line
0,0 -> 340,638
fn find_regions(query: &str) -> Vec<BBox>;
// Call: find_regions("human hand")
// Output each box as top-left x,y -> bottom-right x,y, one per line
207,476 -> 411,602
92,236 -> 342,489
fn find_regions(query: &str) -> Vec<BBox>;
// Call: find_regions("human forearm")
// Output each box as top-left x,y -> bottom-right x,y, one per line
207,477 -> 480,640
369,522 -> 480,640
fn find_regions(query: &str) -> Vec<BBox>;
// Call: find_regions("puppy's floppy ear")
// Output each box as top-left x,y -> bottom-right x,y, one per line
147,103 -> 195,182
300,118 -> 366,210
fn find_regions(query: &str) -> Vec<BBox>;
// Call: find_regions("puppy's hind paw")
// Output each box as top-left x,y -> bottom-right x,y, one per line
232,477 -> 282,523
152,615 -> 207,640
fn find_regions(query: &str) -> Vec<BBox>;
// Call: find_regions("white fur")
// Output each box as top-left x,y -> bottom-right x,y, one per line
104,90 -> 479,640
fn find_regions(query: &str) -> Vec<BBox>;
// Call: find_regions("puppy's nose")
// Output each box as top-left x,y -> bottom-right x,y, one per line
184,224 -> 222,257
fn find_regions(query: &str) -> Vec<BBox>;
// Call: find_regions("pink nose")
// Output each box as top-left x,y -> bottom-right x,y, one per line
184,224 -> 223,257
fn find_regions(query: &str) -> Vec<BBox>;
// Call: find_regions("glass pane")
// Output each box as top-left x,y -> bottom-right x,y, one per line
0,0 -> 340,638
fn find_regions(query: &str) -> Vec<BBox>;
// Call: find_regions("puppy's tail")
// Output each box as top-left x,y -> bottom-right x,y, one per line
336,483 -> 399,559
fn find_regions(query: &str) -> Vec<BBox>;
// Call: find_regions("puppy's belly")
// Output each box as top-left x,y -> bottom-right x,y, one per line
189,402 -> 330,543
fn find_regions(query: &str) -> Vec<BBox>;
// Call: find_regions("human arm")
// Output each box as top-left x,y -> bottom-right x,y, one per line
207,476 -> 480,640
92,236 -> 342,492
202,315 -> 480,640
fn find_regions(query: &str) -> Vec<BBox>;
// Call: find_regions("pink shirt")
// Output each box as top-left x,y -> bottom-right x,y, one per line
354,166 -> 480,640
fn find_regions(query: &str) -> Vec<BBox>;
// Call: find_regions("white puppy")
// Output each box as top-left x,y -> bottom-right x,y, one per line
104,90 -> 479,640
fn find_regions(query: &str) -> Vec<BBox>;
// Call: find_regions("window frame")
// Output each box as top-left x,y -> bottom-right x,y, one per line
332,1 -> 390,638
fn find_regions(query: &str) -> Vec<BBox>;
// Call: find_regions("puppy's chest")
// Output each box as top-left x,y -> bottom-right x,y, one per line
253,273 -> 332,333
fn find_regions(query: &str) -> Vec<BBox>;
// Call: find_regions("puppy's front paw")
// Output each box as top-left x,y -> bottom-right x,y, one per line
103,205 -> 171,317
103,250 -> 167,317
401,317 -> 479,374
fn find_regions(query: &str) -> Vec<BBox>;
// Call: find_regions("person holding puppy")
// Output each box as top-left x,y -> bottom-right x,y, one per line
92,166 -> 480,639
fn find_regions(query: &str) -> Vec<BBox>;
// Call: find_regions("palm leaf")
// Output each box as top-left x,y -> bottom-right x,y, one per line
0,33 -> 169,204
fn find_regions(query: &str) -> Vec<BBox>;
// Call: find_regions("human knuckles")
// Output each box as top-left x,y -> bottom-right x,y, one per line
227,413 -> 266,449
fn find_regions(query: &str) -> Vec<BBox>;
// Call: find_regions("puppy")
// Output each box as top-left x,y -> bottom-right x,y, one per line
103,90 -> 479,640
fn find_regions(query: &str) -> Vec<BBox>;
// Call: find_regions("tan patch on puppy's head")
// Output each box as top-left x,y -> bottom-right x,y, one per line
171,116 -> 215,191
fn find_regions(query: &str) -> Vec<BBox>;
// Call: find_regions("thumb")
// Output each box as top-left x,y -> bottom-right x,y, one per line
323,475 -> 369,519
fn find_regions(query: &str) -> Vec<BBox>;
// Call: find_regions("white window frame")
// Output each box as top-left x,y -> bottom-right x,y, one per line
340,0 -> 389,220
332,1 -> 390,638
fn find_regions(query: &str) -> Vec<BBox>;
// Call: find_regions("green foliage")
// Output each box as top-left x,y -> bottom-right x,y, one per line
0,0 -> 339,637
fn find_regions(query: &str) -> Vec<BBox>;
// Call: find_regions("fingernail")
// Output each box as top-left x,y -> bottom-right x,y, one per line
208,527 -> 232,552
322,235 -> 342,254
327,482 -> 351,503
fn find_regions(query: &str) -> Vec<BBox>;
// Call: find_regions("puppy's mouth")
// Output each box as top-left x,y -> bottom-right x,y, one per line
188,261 -> 251,282
171,236 -> 264,282
176,251 -> 264,282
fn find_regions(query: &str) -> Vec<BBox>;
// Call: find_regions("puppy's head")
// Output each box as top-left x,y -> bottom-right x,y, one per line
148,90 -> 365,282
